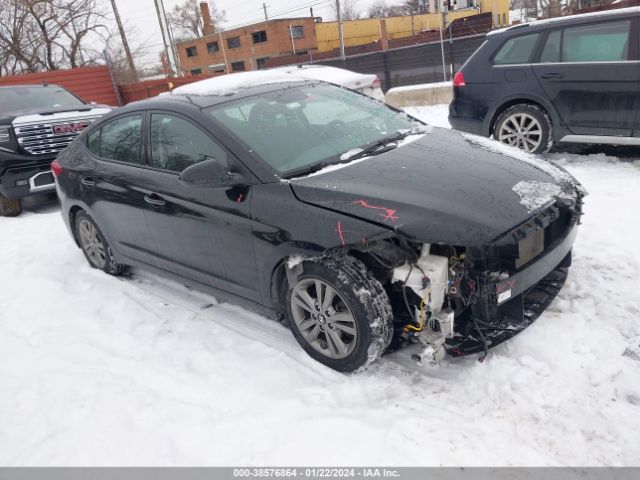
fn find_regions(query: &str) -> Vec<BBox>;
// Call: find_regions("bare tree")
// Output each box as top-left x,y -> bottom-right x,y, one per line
168,0 -> 226,40
331,0 -> 362,21
0,0 -> 114,76
367,0 -> 389,18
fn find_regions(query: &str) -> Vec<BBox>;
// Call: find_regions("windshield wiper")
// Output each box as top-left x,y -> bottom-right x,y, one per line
342,126 -> 429,162
282,161 -> 334,179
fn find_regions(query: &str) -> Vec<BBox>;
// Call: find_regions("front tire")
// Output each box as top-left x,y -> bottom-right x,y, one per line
494,104 -> 552,154
74,211 -> 126,276
285,255 -> 393,372
0,194 -> 22,217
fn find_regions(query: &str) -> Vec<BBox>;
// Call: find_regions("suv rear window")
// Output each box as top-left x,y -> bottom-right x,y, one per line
493,33 -> 540,65
562,21 -> 630,62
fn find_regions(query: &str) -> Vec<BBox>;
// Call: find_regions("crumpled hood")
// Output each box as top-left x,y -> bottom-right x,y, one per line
290,127 -> 580,246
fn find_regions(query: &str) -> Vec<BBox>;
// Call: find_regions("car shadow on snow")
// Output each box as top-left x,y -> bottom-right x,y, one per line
21,192 -> 59,215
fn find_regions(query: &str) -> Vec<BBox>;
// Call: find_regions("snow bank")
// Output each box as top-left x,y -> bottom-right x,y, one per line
387,81 -> 452,94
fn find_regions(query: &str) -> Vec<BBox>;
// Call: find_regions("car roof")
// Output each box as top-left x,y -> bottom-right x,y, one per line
116,78 -> 320,113
0,84 -> 64,90
489,6 -> 640,36
272,64 -> 376,88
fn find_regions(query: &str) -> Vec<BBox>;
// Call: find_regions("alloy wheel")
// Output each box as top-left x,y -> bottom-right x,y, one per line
78,218 -> 107,269
497,112 -> 543,153
290,278 -> 358,360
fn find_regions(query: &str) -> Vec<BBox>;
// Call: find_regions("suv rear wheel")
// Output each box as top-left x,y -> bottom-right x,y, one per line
0,194 -> 22,217
75,211 -> 126,275
494,104 -> 552,154
285,255 -> 393,372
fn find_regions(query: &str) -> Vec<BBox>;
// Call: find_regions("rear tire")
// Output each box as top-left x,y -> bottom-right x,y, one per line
494,104 -> 552,154
0,194 -> 22,217
284,254 -> 393,372
74,211 -> 126,276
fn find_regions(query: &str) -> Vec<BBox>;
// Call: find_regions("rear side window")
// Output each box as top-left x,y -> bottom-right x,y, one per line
150,114 -> 228,173
87,115 -> 143,164
562,21 -> 630,62
493,33 -> 540,65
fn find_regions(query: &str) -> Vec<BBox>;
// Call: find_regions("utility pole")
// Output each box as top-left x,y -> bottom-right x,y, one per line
438,0 -> 447,82
153,0 -> 174,76
263,3 -> 269,21
159,0 -> 180,76
109,0 -> 138,82
310,7 -> 314,17
336,0 -> 345,60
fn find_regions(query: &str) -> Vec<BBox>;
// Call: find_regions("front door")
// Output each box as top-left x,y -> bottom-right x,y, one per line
136,112 -> 259,301
532,18 -> 639,136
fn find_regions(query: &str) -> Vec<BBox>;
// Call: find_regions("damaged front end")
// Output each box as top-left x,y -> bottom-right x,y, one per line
354,191 -> 584,365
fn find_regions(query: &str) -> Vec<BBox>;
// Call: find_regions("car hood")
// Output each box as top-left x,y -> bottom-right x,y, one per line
289,127 -> 580,246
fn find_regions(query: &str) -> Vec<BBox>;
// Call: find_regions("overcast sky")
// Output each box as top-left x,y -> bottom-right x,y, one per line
113,0 -> 370,68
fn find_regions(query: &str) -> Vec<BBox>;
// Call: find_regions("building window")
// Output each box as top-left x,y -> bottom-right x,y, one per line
290,26 -> 304,39
227,37 -> 241,49
252,30 -> 268,44
231,61 -> 245,72
208,64 -> 225,73
190,68 -> 202,75
186,46 -> 198,57
256,57 -> 270,69
207,41 -> 219,54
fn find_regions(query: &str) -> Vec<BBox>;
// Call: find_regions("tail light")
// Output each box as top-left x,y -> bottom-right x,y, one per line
372,76 -> 381,88
51,159 -> 63,178
453,71 -> 466,87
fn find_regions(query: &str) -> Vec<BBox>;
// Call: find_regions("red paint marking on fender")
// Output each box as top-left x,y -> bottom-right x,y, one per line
351,199 -> 398,222
337,222 -> 346,246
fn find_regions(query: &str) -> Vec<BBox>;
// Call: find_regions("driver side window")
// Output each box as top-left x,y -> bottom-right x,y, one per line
150,114 -> 228,173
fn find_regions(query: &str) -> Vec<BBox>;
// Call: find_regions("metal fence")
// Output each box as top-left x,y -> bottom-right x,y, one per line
316,34 -> 486,92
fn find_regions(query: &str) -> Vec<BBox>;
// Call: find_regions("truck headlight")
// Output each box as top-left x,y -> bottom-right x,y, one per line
0,126 -> 11,143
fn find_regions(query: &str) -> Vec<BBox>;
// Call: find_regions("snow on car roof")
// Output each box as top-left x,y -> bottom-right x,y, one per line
171,70 -> 309,96
273,65 -> 376,89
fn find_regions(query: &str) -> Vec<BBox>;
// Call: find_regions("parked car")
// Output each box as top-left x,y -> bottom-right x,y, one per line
272,65 -> 385,101
0,84 -> 111,216
54,72 -> 584,372
449,7 -> 640,154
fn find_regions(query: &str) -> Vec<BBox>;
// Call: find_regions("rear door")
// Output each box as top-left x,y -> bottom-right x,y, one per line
532,18 -> 639,136
136,111 -> 260,301
84,113 -> 157,264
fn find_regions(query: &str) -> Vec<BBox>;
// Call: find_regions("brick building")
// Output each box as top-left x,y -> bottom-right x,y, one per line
176,3 -> 319,75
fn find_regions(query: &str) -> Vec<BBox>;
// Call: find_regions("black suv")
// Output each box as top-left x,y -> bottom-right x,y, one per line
0,84 -> 110,216
449,7 -> 640,154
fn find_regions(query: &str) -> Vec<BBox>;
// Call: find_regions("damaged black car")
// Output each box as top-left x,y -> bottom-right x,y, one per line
53,73 -> 585,372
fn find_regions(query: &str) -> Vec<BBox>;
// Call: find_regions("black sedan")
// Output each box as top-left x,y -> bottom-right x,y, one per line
53,74 -> 584,372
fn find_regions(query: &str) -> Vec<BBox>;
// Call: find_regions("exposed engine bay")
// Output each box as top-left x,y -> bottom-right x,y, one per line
352,197 -> 581,365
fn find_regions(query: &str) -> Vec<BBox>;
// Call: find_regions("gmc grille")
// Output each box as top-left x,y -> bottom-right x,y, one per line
13,117 -> 100,156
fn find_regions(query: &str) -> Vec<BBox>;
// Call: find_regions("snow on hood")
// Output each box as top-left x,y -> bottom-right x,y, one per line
171,71 -> 307,96
512,181 -> 575,213
462,133 -> 576,185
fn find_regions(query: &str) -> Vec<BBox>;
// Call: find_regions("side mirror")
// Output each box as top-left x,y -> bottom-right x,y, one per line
179,159 -> 247,187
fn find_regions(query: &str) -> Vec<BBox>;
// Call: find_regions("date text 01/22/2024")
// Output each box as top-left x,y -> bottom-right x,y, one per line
232,468 -> 401,478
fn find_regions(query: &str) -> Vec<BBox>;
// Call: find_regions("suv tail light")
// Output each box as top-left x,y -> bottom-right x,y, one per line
51,159 -> 63,178
453,71 -> 466,87
372,76 -> 381,88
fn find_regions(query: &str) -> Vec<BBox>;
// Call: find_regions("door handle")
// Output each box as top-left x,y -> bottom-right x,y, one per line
80,177 -> 96,187
541,73 -> 564,80
144,193 -> 166,207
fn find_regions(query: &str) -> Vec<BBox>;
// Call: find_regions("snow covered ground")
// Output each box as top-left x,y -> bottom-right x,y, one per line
1,105 -> 640,466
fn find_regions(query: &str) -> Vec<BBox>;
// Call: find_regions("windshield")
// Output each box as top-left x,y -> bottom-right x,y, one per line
0,87 -> 85,113
207,84 -> 419,175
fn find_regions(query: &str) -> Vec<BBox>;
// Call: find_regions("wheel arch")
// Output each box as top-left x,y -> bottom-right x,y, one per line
487,95 -> 558,137
68,205 -> 85,248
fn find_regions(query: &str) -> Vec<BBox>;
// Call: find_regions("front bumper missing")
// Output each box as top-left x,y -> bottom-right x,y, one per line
446,224 -> 578,357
